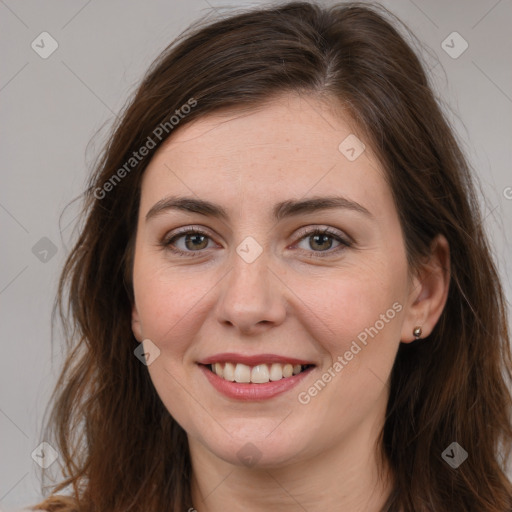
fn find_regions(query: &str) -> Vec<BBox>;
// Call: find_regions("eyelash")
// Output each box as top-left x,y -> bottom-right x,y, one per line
161,226 -> 352,259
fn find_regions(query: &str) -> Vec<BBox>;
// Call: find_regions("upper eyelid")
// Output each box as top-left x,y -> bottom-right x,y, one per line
164,226 -> 217,240
294,225 -> 350,241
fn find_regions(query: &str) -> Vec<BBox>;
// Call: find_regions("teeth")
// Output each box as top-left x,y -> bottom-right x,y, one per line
251,364 -> 269,383
214,363 -> 224,378
223,362 -> 235,381
234,363 -> 251,383
209,362 -> 309,384
269,363 -> 283,381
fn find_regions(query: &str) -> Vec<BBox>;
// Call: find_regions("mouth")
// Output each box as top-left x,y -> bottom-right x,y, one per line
197,355 -> 316,401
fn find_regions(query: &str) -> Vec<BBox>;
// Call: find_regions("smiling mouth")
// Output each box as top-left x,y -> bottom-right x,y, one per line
201,362 -> 314,384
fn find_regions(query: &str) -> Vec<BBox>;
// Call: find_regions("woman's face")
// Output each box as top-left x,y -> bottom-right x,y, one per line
131,93 -> 421,468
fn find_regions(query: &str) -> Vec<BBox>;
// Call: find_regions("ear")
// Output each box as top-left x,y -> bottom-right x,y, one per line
131,304 -> 144,342
401,234 -> 450,343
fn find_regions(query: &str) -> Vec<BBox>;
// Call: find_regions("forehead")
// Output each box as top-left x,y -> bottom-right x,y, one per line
155,93 -> 364,166
139,93 -> 392,218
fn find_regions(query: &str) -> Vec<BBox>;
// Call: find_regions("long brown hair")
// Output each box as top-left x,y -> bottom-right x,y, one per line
31,2 -> 512,511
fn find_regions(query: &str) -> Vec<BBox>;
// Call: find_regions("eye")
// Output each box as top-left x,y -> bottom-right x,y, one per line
160,225 -> 352,258
161,227 -> 217,257
293,227 -> 352,257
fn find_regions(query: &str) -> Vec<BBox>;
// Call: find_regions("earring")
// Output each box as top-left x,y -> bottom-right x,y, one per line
413,326 -> 422,339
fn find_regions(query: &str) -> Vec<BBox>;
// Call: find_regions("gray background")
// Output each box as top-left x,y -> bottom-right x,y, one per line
1,0 -> 511,509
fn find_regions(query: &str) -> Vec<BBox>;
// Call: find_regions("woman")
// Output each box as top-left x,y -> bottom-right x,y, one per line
31,1 -> 512,511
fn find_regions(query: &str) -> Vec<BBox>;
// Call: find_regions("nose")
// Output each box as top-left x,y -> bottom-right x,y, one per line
214,249 -> 287,335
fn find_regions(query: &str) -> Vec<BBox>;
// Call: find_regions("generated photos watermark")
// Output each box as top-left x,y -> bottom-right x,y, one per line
297,301 -> 403,404
94,97 -> 197,200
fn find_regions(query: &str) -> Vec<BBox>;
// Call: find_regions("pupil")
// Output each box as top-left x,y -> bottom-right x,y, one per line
186,234 -> 207,250
312,234 -> 331,251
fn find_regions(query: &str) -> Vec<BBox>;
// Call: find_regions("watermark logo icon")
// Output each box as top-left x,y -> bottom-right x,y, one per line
442,442 -> 468,468
32,237 -> 58,263
236,236 -> 263,264
441,32 -> 468,59
31,441 -> 59,468
31,32 -> 59,59
134,339 -> 161,366
338,134 -> 366,161
237,442 -> 263,467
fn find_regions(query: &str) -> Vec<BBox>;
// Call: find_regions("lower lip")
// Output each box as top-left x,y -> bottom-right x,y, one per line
198,364 -> 315,401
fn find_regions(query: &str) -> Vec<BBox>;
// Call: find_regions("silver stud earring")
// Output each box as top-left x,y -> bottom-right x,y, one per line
413,326 -> 422,339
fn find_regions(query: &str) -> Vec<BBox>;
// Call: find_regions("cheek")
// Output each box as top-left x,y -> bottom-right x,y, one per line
289,258 -> 406,358
132,267 -> 216,429
290,260 -> 406,430
132,256 -> 211,354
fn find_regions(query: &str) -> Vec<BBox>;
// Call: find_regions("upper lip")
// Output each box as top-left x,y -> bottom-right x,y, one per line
198,353 -> 316,366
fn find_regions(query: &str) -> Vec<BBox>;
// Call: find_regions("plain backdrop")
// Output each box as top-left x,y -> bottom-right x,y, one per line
1,0 -> 511,509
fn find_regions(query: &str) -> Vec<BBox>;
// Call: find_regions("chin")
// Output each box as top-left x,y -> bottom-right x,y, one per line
200,425 -> 311,469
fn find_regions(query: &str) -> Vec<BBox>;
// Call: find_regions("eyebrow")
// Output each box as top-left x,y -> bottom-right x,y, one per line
145,195 -> 373,223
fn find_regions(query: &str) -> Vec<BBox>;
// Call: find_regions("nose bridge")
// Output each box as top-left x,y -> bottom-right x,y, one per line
215,242 -> 286,332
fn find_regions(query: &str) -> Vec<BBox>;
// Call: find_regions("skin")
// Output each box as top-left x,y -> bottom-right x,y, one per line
131,92 -> 450,511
